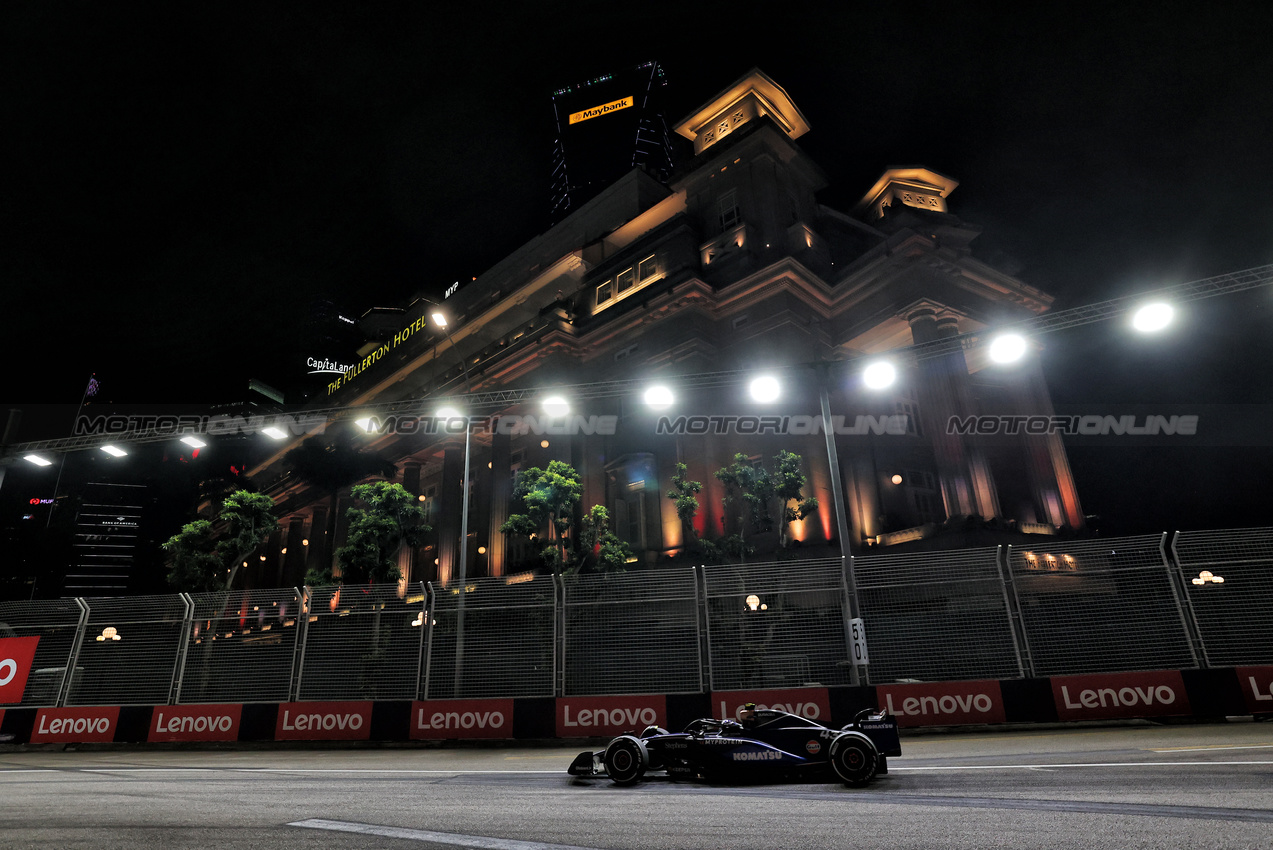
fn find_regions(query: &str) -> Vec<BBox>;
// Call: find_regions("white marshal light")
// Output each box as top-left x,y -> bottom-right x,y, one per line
988,333 -> 1028,364
543,396 -> 570,417
180,435 -> 207,448
862,361 -> 897,390
749,376 -> 781,403
643,385 -> 674,409
355,417 -> 376,432
431,311 -> 448,328
262,427 -> 288,440
100,445 -> 127,457
1131,302 -> 1174,333
435,406 -> 463,421
24,454 -> 53,467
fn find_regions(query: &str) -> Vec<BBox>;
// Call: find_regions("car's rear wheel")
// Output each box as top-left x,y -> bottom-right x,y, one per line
604,736 -> 648,786
830,732 -> 878,787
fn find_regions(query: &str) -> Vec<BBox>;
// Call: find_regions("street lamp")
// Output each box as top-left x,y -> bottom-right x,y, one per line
428,306 -> 473,698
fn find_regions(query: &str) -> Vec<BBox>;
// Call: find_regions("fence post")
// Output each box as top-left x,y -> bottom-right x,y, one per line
553,573 -> 565,698
842,556 -> 869,686
992,546 -> 1028,679
421,581 -> 435,700
169,592 -> 195,705
1001,546 -> 1036,678
697,565 -> 716,692
414,581 -> 429,701
1162,532 -> 1205,668
56,597 -> 90,707
691,566 -> 706,693
290,586 -> 313,702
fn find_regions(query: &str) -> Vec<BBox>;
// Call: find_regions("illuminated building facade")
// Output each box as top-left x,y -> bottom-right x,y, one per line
249,69 -> 1084,588
549,61 -> 675,223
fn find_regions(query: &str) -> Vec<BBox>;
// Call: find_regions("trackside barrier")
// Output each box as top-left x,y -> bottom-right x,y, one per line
4,527 -> 1273,711
700,558 -> 850,692
2,667 -> 1270,745
1172,527 -> 1273,668
853,547 -> 1024,683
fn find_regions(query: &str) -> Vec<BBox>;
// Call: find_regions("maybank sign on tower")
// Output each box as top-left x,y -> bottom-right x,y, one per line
569,96 -> 633,125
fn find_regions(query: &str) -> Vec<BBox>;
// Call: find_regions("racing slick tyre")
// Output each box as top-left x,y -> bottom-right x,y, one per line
604,736 -> 648,786
830,731 -> 879,787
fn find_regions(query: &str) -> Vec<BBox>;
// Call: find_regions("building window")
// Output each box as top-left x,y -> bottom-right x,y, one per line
718,189 -> 740,231
596,280 -> 612,306
616,267 -> 636,293
638,255 -> 657,281
903,469 -> 944,525
895,388 -> 922,436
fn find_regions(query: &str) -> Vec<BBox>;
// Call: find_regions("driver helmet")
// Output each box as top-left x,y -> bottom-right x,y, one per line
737,702 -> 758,725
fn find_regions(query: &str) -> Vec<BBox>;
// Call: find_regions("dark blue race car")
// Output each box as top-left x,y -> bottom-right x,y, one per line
568,706 -> 901,787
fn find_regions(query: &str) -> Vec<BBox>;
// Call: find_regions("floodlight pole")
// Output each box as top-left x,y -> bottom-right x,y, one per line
431,310 -> 473,698
815,364 -> 863,687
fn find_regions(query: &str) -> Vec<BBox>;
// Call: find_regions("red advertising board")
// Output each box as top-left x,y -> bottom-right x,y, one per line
710,688 -> 832,725
149,704 -> 242,742
0,635 -> 40,704
30,706 -> 121,743
274,701 -> 373,741
1052,670 -> 1191,721
411,699 -> 514,740
1236,666 -> 1273,714
556,694 -> 667,738
876,680 -> 1007,727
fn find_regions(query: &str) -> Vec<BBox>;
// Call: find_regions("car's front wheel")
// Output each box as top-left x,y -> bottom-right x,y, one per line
830,731 -> 879,787
604,736 -> 648,786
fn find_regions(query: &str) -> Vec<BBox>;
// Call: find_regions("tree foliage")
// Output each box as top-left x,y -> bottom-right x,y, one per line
500,462 -> 630,573
714,451 -> 819,558
328,481 -> 431,585
163,490 -> 279,591
666,462 -> 702,545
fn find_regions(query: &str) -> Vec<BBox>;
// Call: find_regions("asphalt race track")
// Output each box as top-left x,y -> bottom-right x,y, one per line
1,721 -> 1271,849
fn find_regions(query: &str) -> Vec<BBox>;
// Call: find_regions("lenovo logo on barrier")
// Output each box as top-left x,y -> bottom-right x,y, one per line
0,635 -> 40,703
876,680 -> 1006,726
557,695 -> 666,737
713,688 -> 831,723
275,701 -> 372,740
149,704 -> 242,742
1052,670 -> 1190,721
411,699 -> 513,740
1237,666 -> 1273,713
31,706 -> 120,743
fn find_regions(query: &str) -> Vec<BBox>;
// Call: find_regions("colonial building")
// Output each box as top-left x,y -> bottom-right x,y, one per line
246,69 -> 1083,588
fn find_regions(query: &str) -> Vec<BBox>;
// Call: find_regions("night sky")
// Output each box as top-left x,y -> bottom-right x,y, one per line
5,2 -> 1273,536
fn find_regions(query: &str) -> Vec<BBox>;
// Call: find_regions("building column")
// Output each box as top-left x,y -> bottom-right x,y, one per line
438,446 -> 464,586
307,506 -> 328,583
907,308 -> 1001,520
487,429 -> 511,577
281,518 -> 306,588
1009,359 -> 1086,529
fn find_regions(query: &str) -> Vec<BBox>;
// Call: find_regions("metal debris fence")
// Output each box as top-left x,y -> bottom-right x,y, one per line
2,528 -> 1271,708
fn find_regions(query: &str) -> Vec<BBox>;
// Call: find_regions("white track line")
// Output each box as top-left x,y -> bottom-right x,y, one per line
289,818 -> 603,849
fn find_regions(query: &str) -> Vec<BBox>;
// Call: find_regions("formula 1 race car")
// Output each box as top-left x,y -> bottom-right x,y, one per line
568,706 -> 901,787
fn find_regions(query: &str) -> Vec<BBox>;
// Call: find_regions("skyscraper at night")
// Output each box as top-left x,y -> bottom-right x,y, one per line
549,61 -> 676,222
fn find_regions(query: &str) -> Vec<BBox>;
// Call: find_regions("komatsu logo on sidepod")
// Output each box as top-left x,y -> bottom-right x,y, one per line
732,750 -> 783,762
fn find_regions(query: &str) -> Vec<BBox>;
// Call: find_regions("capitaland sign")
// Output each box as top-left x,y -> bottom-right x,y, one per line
274,701 -> 373,741
568,96 -> 634,125
149,704 -> 242,742
411,699 -> 513,740
1051,670 -> 1190,721
876,680 -> 1006,727
306,357 -> 353,376
0,636 -> 39,703
31,706 -> 120,743
557,695 -> 666,737
712,688 -> 831,723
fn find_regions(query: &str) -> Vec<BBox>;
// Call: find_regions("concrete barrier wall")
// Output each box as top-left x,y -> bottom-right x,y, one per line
3,665 -> 1269,745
